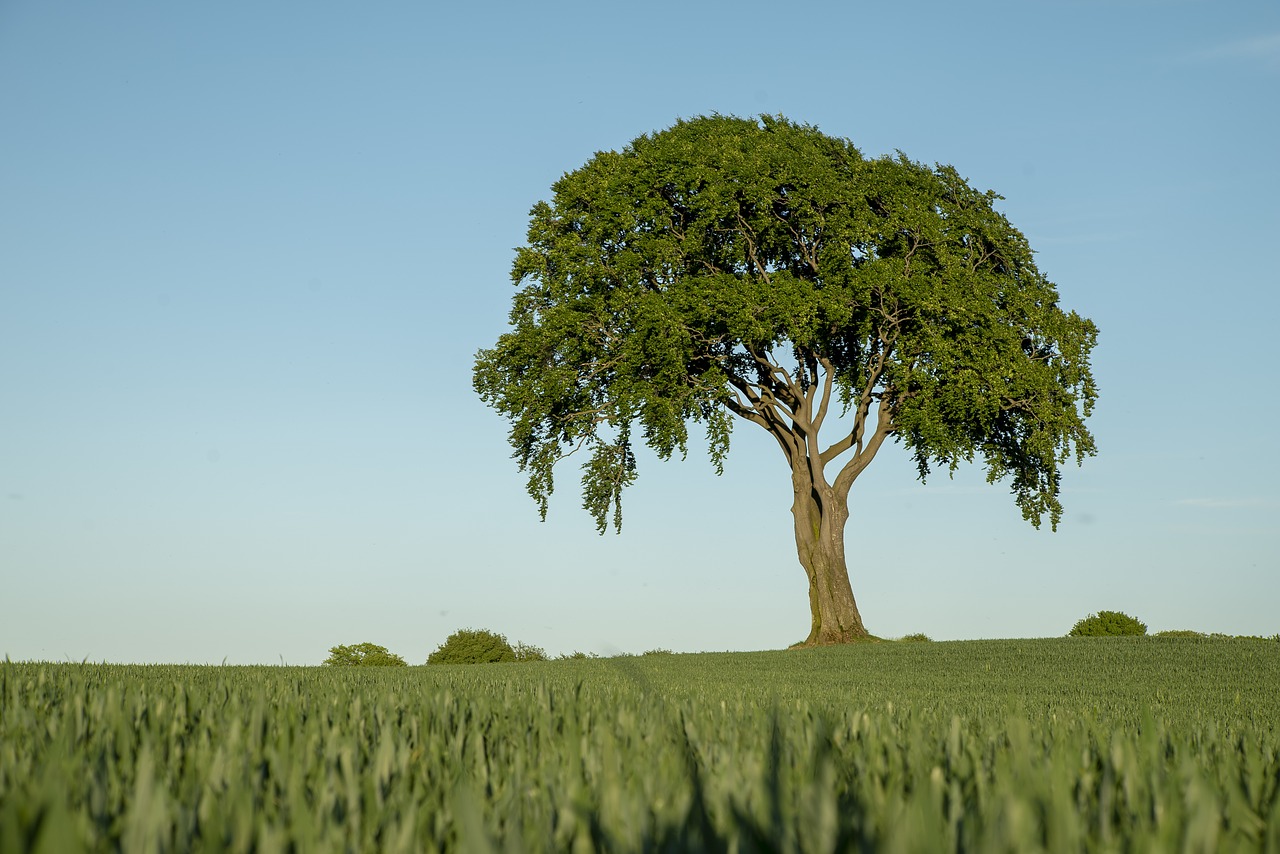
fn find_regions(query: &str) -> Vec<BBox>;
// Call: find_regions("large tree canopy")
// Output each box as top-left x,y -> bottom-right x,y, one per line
474,115 -> 1097,644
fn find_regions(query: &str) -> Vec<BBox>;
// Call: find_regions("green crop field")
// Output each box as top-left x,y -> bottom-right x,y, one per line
3,637 -> 1279,852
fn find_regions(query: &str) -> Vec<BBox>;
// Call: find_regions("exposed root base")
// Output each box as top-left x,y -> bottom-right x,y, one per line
788,632 -> 881,649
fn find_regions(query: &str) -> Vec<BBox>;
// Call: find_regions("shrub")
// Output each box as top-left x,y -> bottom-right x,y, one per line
1068,611 -> 1147,637
642,648 -> 674,656
899,633 -> 932,642
1153,629 -> 1206,638
557,651 -> 599,660
323,643 -> 407,667
427,629 -> 516,665
512,642 -> 548,662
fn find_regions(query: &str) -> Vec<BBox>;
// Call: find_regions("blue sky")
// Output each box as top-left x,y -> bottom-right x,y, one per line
2,1 -> 1277,663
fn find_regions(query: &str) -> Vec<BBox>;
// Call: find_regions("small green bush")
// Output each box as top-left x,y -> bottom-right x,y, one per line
557,651 -> 599,660
1068,611 -> 1147,637
513,642 -> 548,662
899,633 -> 932,642
642,648 -> 674,656
323,642 -> 407,667
427,629 -> 516,665
1153,629 -> 1206,638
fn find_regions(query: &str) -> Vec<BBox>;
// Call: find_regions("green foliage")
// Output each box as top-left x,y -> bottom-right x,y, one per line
2,638 -> 1278,850
642,648 -> 674,656
557,650 -> 599,660
322,642 -> 407,666
1153,630 -> 1279,641
1069,610 -> 1148,637
427,628 -> 516,664
512,641 -> 548,662
474,113 -> 1098,535
898,633 -> 932,642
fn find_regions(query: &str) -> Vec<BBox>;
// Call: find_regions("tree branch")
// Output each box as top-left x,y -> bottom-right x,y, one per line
724,372 -> 802,466
819,331 -> 895,466
735,210 -> 772,283
770,207 -> 821,273
744,345 -> 805,419
832,397 -> 895,498
808,353 -> 836,436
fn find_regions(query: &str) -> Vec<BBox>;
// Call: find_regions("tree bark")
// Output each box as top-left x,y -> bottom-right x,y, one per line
791,464 -> 869,644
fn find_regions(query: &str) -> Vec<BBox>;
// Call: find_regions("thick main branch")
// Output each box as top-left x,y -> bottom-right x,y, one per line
833,398 -> 894,496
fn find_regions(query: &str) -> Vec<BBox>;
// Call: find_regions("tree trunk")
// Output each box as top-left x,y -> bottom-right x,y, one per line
792,465 -> 869,644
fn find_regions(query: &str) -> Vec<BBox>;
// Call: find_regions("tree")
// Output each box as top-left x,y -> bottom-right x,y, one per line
1069,611 -> 1147,637
323,642 -> 408,666
474,115 -> 1098,645
426,628 -> 517,664
513,641 -> 549,662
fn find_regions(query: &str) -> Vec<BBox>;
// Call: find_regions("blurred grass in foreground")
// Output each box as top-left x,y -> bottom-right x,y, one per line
2,636 -> 1278,851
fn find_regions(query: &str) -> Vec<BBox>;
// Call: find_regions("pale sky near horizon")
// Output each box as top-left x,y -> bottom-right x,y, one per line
2,1 -> 1277,664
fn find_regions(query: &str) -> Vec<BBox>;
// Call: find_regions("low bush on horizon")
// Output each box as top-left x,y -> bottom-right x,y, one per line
425,629 -> 554,665
513,641 -> 548,662
322,642 -> 407,667
426,628 -> 516,664
1068,610 -> 1147,637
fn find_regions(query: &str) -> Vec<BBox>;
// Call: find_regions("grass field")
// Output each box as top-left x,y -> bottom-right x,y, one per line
3,637 -> 1279,851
